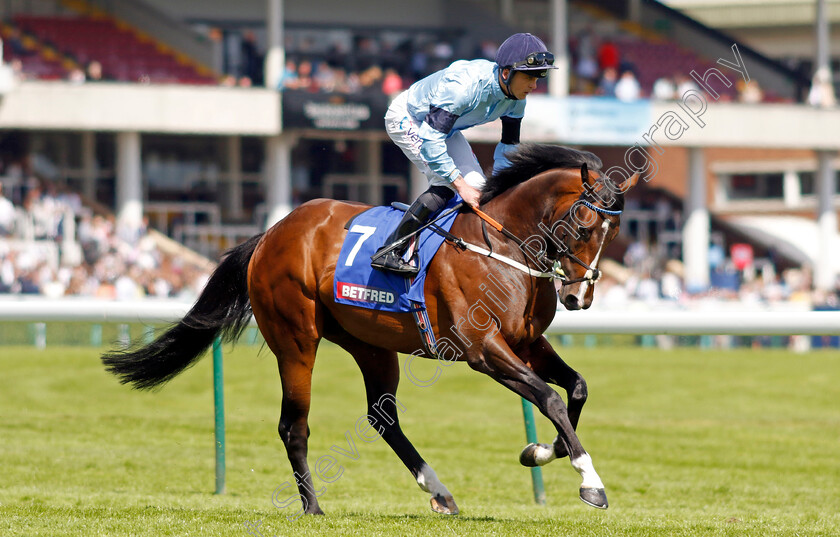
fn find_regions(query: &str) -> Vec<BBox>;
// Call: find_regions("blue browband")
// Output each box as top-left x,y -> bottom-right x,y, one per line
580,199 -> 623,216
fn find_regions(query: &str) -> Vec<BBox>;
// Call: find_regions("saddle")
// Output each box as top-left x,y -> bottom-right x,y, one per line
334,198 -> 463,357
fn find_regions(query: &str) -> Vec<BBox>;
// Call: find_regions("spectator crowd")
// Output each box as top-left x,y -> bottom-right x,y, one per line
271,35 -> 493,98
0,173 -> 211,300
568,27 -> 774,103
3,14 -> 832,107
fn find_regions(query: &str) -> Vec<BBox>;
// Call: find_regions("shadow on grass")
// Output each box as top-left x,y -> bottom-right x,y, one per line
338,511 -> 511,523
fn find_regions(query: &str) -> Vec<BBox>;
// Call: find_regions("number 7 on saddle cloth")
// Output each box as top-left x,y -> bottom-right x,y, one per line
334,196 -> 462,313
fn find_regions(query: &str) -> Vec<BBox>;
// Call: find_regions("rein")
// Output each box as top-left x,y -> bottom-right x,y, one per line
389,190 -> 621,285
467,201 -> 620,285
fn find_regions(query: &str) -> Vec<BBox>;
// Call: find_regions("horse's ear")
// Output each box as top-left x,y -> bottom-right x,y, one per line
609,172 -> 641,196
580,162 -> 589,185
623,172 -> 641,192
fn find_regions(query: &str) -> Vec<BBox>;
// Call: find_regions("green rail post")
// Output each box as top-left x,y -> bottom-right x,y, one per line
143,325 -> 155,345
213,337 -> 226,494
90,324 -> 102,347
33,322 -> 47,349
521,398 -> 547,505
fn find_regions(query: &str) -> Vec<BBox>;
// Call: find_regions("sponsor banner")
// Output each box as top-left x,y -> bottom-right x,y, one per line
467,95 -> 653,146
284,92 -> 650,139
282,90 -> 389,130
543,95 -> 652,145
336,281 -> 396,306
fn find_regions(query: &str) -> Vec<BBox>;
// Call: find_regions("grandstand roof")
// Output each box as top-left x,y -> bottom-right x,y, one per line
664,0 -> 840,28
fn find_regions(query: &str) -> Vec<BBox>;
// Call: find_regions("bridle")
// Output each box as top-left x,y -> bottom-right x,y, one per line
464,194 -> 621,286
396,173 -> 623,286
550,198 -> 622,286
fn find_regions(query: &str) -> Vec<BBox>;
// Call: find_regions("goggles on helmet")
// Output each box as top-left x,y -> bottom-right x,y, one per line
510,51 -> 555,70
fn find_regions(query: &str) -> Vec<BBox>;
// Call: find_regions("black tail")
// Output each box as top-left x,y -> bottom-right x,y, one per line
101,233 -> 264,390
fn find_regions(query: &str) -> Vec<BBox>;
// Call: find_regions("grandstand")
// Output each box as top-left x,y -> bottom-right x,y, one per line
0,0 -> 839,317
12,13 -> 216,84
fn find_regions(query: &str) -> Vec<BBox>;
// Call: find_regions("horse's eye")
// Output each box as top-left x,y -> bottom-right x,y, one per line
577,227 -> 592,241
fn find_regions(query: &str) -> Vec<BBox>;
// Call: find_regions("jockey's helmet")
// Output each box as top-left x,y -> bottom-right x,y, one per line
495,33 -> 558,80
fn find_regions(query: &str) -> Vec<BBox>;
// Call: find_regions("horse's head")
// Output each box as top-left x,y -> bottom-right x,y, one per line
548,163 -> 639,310
481,144 -> 641,310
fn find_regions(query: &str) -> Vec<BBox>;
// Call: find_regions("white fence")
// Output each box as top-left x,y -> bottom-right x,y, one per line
0,299 -> 192,323
1,298 -> 840,335
547,309 -> 840,335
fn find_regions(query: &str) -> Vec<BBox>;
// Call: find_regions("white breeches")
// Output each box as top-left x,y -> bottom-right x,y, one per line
385,91 -> 486,190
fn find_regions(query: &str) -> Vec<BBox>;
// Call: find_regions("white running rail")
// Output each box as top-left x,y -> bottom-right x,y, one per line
1,299 -> 839,335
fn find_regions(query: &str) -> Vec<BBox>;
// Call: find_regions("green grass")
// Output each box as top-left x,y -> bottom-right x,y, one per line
1,341 -> 838,536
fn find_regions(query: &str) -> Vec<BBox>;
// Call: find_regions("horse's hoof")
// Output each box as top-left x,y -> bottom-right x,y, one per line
430,493 -> 459,515
579,487 -> 608,509
519,443 -> 553,467
519,443 -> 540,467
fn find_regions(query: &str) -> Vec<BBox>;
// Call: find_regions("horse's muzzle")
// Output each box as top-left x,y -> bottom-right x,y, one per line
563,294 -> 582,311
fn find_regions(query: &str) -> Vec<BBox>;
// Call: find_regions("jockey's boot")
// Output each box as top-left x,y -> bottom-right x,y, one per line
371,199 -> 433,276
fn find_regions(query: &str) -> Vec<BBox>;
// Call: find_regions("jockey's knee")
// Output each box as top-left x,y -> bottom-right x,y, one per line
417,185 -> 455,213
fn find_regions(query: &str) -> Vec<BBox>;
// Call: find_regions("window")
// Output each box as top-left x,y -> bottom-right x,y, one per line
800,170 -> 840,196
800,171 -> 815,195
726,173 -> 784,200
765,174 -> 784,198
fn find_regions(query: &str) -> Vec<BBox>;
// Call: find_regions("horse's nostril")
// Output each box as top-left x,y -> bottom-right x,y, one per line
564,295 -> 580,310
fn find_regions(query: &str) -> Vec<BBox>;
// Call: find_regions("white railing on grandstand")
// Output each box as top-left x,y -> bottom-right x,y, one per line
173,224 -> 261,259
1,299 -> 840,336
321,174 -> 407,206
145,202 -> 222,238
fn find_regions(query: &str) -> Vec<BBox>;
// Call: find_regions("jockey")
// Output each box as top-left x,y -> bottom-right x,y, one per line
371,32 -> 558,275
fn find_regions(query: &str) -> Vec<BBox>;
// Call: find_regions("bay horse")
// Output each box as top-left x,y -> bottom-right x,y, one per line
102,144 -> 638,516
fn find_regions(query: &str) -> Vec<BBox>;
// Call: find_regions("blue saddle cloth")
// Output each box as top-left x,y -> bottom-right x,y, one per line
334,197 -> 461,312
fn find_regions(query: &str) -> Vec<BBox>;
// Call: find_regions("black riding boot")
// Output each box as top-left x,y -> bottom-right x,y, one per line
371,200 -> 434,275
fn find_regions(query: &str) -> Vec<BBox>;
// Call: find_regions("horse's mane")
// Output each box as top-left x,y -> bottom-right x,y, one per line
480,144 -> 604,204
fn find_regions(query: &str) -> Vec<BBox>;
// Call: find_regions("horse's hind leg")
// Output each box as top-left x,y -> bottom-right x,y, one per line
336,336 -> 459,515
258,317 -> 325,516
518,336 -> 587,467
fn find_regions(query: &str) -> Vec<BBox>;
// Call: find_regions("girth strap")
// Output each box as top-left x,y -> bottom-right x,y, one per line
409,301 -> 440,358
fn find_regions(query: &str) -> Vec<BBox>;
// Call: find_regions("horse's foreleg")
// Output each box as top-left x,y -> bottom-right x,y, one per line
525,336 -> 588,428
340,338 -> 459,515
519,336 -> 588,465
470,336 -> 607,509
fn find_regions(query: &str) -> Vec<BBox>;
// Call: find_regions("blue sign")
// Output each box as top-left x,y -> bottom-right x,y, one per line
524,95 -> 652,146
